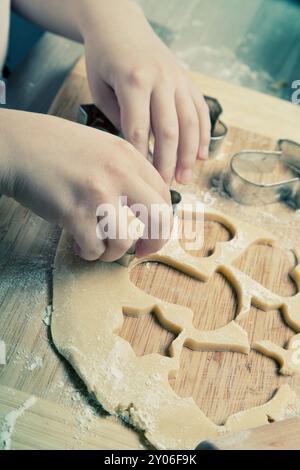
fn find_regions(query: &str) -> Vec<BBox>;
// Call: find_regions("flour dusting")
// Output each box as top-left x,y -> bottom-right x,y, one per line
0,396 -> 37,450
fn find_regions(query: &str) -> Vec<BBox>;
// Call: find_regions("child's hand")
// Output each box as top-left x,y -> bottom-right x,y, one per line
82,0 -> 211,185
0,109 -> 172,261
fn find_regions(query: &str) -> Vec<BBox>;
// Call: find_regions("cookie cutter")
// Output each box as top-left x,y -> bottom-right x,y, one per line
223,139 -> 300,208
78,95 -> 228,159
205,96 -> 228,158
78,104 -> 120,136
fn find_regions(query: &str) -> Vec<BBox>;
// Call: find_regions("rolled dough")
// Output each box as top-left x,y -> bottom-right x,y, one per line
52,206 -> 299,449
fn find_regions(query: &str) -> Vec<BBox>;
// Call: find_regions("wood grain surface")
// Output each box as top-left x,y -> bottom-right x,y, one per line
203,417 -> 300,450
1,57 -> 300,448
0,385 -> 141,450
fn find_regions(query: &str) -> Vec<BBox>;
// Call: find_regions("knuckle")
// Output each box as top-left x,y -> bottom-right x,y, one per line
127,67 -> 149,88
128,127 -> 149,145
83,175 -> 103,200
101,150 -> 126,178
160,124 -> 178,141
107,162 -> 127,181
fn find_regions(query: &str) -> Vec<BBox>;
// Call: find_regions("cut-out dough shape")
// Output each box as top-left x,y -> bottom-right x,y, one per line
52,205 -> 300,449
254,334 -> 300,376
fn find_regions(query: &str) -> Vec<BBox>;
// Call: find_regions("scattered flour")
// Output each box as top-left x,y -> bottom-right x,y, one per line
11,349 -> 44,373
0,396 -> 37,450
42,305 -> 52,326
199,191 -> 217,207
25,354 -> 43,372
282,397 -> 300,421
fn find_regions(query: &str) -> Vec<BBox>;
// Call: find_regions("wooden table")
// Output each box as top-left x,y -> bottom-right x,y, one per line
1,57 -> 300,449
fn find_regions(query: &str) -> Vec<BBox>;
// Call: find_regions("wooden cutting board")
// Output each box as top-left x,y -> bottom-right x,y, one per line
199,418 -> 300,450
0,385 -> 141,450
0,57 -> 300,449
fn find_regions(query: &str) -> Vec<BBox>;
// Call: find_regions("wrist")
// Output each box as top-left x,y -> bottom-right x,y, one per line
77,0 -> 144,43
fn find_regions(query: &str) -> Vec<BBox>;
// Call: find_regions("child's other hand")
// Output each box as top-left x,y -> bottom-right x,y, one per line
83,0 -> 211,186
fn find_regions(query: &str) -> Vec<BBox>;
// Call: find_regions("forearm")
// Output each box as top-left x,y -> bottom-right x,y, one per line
12,0 -> 87,42
11,0 -> 143,43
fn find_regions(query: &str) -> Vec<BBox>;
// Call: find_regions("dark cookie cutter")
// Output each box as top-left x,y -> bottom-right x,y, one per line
78,95 -> 228,159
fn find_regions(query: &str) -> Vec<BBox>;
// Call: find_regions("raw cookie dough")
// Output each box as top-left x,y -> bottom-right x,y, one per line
255,334 -> 300,376
52,207 -> 300,449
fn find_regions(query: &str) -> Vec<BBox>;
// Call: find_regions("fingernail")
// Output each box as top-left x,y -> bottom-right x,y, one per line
199,145 -> 209,160
179,169 -> 193,184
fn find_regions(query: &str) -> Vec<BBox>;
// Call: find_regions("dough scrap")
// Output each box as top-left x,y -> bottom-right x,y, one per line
52,206 -> 300,449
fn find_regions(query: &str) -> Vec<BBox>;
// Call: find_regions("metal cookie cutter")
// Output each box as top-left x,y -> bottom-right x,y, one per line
78,96 -> 228,159
223,139 -> 300,208
205,96 -> 228,158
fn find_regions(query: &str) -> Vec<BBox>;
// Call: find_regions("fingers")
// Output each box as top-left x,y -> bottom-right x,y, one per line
92,80 -> 121,131
70,214 -> 106,262
116,77 -> 151,157
70,197 -> 142,263
125,147 -> 171,205
67,144 -> 172,263
190,85 -> 211,160
98,202 -> 142,262
112,75 -> 210,186
126,180 -> 173,257
77,185 -> 170,263
71,185 -> 171,262
175,88 -> 199,184
151,86 -> 179,185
